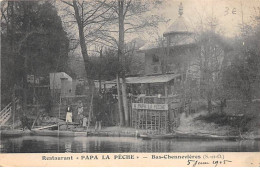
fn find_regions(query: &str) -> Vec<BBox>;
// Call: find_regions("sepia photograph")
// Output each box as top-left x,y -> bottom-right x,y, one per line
0,0 -> 260,161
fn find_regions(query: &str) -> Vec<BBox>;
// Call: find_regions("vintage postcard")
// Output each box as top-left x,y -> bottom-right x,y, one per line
0,0 -> 260,167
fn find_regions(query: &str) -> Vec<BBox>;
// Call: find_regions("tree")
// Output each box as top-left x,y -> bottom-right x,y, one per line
61,0 -> 116,93
222,22 -> 260,102
115,0 -> 165,126
1,1 -> 69,109
61,0 -> 164,126
88,48 -> 121,81
186,31 -> 228,114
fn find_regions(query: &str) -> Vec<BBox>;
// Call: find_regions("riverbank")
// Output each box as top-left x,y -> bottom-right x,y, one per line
1,106 -> 259,140
0,126 -> 145,138
1,126 -> 260,140
177,110 -> 260,140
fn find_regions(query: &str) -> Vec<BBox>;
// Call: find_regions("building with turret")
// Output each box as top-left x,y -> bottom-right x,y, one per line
137,2 -> 197,96
127,2 -> 231,134
137,2 -> 230,98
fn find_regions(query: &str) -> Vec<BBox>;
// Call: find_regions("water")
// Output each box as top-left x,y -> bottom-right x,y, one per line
0,136 -> 259,153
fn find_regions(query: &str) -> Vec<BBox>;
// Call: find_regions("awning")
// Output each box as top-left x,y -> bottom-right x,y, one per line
125,74 -> 180,84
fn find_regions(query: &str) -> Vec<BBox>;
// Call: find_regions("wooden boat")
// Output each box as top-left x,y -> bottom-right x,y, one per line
0,130 -> 31,137
140,131 -> 241,140
139,133 -> 175,139
173,130 -> 240,140
30,129 -> 88,137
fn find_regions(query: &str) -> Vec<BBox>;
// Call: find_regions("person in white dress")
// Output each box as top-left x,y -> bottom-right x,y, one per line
82,116 -> 88,130
66,106 -> 73,130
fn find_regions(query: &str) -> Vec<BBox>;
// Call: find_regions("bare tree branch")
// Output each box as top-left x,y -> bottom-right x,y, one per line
83,0 -> 107,25
123,0 -> 131,18
61,0 -> 74,7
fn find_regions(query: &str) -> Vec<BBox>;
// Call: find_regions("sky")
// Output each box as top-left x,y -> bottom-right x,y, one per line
56,0 -> 260,74
57,0 -> 260,45
152,0 -> 260,38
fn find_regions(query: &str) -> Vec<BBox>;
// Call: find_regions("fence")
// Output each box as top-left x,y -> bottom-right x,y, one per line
129,95 -> 182,134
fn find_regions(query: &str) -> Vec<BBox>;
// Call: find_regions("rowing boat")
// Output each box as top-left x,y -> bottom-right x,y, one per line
31,130 -> 88,137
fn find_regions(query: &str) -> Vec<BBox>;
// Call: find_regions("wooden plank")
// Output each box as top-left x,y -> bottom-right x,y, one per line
32,124 -> 58,130
31,110 -> 40,129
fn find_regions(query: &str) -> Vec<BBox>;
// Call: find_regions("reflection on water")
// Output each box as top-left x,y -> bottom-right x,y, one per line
0,136 -> 259,153
65,141 -> 72,153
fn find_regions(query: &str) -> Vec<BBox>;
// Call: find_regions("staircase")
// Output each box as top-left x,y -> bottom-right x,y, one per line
0,99 -> 19,126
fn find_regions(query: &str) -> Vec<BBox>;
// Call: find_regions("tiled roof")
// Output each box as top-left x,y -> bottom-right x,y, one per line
163,16 -> 192,35
125,74 -> 180,84
106,74 -> 180,84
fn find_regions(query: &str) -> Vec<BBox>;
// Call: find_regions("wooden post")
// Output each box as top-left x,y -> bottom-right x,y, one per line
151,113 -> 153,131
12,86 -> 16,130
164,83 -> 168,97
89,91 -> 94,122
154,113 -> 156,131
165,112 -> 167,133
141,110 -> 143,129
145,109 -> 147,131
159,112 -> 161,133
59,95 -> 61,119
129,95 -> 132,127
136,109 -> 138,129
138,109 -> 141,129
31,100 -> 40,129
116,74 -> 124,126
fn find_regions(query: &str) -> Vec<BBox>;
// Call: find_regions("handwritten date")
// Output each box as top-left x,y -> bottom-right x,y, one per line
187,159 -> 232,167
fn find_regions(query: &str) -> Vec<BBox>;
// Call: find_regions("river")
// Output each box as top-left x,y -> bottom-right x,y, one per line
0,136 -> 259,153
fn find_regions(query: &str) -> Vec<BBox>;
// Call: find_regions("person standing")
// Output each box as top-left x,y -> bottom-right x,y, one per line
17,104 -> 31,131
95,94 -> 104,131
77,101 -> 84,126
82,115 -> 88,130
66,105 -> 73,130
20,112 -> 31,131
95,112 -> 102,131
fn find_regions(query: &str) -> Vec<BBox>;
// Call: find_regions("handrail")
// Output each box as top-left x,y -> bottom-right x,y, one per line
0,107 -> 11,119
0,102 -> 12,114
0,98 -> 19,115
0,114 -> 10,120
0,98 -> 18,125
0,108 -> 12,125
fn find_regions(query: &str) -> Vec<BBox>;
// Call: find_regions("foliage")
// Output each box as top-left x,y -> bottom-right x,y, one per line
1,1 -> 70,104
195,111 -> 255,133
88,49 -> 121,80
222,22 -> 260,102
186,31 -> 228,113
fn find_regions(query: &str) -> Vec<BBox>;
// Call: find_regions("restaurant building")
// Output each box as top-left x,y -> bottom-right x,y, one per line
127,3 -> 228,134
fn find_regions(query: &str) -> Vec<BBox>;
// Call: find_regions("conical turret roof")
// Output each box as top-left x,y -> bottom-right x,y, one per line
163,16 -> 191,36
163,2 -> 192,36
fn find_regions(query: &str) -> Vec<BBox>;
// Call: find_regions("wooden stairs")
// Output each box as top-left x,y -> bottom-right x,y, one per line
0,99 -> 19,126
